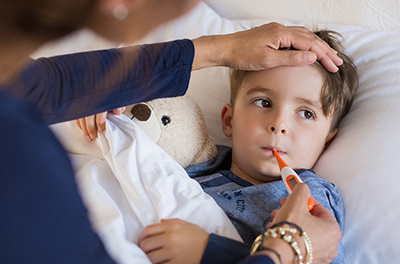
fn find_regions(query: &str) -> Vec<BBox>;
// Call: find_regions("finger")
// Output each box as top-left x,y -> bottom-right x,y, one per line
84,115 -> 98,140
310,199 -> 336,220
273,183 -> 311,224
304,39 -> 343,72
160,218 -> 181,224
270,209 -> 279,221
145,246 -> 171,264
77,118 -> 92,141
283,28 -> 343,72
318,53 -> 341,72
266,49 -> 317,69
278,197 -> 288,207
285,183 -> 311,210
139,235 -> 172,264
75,119 -> 82,130
139,234 -> 165,254
112,107 -> 126,115
95,112 -> 108,132
138,223 -> 168,244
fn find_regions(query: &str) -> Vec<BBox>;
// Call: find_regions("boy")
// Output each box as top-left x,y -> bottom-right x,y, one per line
186,30 -> 358,264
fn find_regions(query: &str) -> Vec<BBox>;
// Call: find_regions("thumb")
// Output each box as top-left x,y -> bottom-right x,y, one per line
285,183 -> 312,210
272,183 -> 311,224
274,50 -> 317,67
310,199 -> 337,220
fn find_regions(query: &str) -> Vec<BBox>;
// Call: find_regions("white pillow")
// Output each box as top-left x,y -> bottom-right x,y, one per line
314,25 -> 400,264
138,2 -> 400,263
205,0 -> 400,32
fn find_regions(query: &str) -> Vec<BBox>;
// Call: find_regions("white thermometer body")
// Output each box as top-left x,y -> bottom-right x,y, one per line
280,166 -> 303,194
273,151 -> 314,211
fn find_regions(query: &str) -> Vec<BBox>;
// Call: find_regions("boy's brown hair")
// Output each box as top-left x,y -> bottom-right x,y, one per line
230,30 -> 358,132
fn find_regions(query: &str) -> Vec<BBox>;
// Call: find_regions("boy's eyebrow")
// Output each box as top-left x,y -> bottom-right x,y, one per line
245,86 -> 273,95
296,97 -> 322,110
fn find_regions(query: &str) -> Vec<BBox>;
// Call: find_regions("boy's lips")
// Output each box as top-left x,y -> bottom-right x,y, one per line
262,146 -> 285,155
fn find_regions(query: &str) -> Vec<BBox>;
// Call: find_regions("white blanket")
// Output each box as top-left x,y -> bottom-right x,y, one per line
51,114 -> 241,264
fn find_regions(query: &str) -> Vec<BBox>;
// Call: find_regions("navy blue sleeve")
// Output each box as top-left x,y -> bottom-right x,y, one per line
0,91 -> 115,263
201,234 -> 251,264
202,234 -> 274,264
9,39 -> 194,124
238,255 -> 275,264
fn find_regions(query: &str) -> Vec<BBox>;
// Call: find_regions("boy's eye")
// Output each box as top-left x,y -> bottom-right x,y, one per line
254,99 -> 271,108
299,110 -> 315,120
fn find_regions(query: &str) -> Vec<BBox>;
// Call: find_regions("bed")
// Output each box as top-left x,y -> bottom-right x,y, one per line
33,1 -> 400,263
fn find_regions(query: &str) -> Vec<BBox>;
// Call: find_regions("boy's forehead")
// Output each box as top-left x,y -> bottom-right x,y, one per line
240,65 -> 324,100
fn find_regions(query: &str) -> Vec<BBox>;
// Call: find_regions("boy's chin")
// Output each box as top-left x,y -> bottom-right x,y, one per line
256,173 -> 282,184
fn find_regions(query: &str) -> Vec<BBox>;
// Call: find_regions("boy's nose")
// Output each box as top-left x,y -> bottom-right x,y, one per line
269,125 -> 287,134
268,114 -> 287,134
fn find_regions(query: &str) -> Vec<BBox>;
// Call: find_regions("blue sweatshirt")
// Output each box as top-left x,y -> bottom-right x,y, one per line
188,145 -> 345,264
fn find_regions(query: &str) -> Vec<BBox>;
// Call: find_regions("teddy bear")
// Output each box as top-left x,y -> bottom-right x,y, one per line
124,96 -> 217,168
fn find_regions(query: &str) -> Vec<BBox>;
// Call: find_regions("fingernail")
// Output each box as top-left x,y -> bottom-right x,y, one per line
90,134 -> 96,140
86,136 -> 92,142
304,52 -> 316,63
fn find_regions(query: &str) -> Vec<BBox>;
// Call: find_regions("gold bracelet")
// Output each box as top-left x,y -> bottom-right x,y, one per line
250,224 -> 311,264
264,227 -> 304,264
250,234 -> 263,255
302,231 -> 313,264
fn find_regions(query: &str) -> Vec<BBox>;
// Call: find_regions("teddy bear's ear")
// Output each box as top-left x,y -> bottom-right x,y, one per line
124,102 -> 162,143
125,96 -> 218,168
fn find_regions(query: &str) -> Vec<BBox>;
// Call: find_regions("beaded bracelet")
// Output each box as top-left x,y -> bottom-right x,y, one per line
250,223 -> 313,264
302,231 -> 313,264
264,227 -> 304,264
270,221 -> 304,236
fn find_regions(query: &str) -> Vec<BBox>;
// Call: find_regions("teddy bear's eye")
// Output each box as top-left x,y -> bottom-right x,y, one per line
161,115 -> 171,126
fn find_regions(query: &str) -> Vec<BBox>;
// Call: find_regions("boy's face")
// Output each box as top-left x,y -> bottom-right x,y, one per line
222,65 -> 337,184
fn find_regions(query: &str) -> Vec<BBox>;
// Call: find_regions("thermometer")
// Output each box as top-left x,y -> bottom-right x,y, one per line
273,150 -> 314,211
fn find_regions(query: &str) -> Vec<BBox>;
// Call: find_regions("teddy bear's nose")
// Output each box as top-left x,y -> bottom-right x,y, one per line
130,103 -> 151,121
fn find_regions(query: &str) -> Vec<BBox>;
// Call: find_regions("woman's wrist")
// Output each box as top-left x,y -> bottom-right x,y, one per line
255,237 -> 295,264
251,223 -> 311,264
191,34 -> 230,71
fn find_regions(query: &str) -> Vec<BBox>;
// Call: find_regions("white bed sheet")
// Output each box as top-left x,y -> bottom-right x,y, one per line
50,116 -> 242,264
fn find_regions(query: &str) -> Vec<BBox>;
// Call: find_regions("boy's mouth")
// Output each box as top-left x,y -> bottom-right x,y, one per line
262,146 -> 285,156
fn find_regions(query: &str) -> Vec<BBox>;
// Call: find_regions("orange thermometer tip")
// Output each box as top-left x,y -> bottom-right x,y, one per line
272,150 -> 288,171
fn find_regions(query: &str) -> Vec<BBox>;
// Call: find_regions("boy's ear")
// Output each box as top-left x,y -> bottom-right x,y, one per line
324,128 -> 338,150
221,103 -> 233,137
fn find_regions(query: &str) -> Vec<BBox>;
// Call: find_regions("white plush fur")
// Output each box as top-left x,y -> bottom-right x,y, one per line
124,96 -> 217,168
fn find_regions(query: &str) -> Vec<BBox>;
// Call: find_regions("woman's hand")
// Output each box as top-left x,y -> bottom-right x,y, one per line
138,219 -> 209,264
192,22 -> 343,72
269,184 -> 342,263
74,107 -> 126,141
